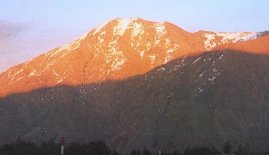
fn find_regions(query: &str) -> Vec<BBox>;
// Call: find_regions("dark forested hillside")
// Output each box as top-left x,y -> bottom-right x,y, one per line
1,50 -> 269,152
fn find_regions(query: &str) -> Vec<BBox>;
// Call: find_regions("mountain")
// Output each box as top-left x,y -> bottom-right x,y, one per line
0,18 -> 269,152
0,18 -> 260,98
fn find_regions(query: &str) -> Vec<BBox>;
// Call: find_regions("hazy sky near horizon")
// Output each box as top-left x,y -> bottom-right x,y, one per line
0,0 -> 269,72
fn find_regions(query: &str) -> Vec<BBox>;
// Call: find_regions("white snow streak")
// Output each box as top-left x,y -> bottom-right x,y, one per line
52,70 -> 60,77
208,76 -> 216,81
139,50 -> 145,58
154,23 -> 166,35
204,33 -> 217,50
192,57 -> 202,64
28,70 -> 37,77
131,22 -> 145,37
149,55 -> 156,64
216,32 -> 258,44
113,19 -> 132,36
164,49 -> 174,64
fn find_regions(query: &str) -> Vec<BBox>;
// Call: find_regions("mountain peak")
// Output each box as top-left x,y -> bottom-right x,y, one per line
92,17 -> 168,37
0,18 -> 268,97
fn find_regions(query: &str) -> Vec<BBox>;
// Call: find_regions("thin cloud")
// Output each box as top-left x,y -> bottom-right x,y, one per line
0,21 -> 24,40
0,21 -> 26,73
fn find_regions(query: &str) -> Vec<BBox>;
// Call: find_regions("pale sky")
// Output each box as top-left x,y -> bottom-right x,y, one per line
0,0 -> 269,72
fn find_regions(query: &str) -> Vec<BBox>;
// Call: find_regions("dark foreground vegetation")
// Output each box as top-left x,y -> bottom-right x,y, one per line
1,139 -> 269,155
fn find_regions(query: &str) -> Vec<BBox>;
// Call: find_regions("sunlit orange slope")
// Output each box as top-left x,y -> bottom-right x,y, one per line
0,18 -> 266,97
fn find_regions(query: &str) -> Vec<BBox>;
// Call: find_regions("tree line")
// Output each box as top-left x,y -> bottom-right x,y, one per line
1,139 -> 269,155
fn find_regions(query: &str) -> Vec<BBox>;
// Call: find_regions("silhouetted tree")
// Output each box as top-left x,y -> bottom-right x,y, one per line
173,150 -> 180,155
39,139 -> 60,155
0,139 -> 115,155
131,149 -> 142,155
143,146 -> 151,155
235,144 -> 247,155
111,149 -> 121,155
223,141 -> 232,155
210,146 -> 220,155
0,139 -> 39,155
86,140 -> 111,155
184,146 -> 219,155
65,142 -> 86,155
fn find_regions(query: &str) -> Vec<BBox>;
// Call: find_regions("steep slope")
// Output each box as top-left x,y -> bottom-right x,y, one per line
0,18 -> 261,97
0,18 -> 202,97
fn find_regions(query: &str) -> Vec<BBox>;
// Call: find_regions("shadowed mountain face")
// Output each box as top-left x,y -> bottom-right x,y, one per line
1,50 -> 269,152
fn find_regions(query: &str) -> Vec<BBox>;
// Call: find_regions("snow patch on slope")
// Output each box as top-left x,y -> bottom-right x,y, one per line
131,21 -> 145,38
106,37 -> 126,72
98,35 -> 105,44
8,68 -> 24,79
149,54 -> 156,65
216,32 -> 258,44
164,49 -> 174,64
113,19 -> 132,36
204,33 -> 217,50
139,50 -> 145,58
28,70 -> 38,77
154,23 -> 166,35
163,44 -> 180,64
111,53 -> 126,71
203,32 -> 258,50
